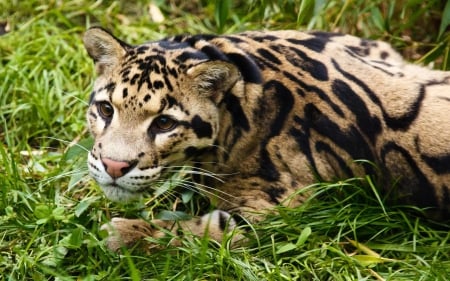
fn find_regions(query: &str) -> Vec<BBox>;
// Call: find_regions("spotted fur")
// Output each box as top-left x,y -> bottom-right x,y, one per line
83,27 -> 450,251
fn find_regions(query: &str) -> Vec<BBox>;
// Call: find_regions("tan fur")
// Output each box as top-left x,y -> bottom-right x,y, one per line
84,28 -> 450,251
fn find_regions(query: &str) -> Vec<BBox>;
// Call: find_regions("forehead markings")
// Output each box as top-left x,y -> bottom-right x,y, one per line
91,81 -> 116,103
109,40 -> 222,116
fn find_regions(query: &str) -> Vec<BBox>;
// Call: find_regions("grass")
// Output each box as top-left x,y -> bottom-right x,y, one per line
1,0 -> 450,280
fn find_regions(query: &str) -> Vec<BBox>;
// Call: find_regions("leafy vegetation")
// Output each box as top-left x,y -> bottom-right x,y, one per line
1,0 -> 449,280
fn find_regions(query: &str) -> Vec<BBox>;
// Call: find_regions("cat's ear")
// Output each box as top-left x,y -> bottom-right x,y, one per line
83,27 -> 130,75
186,61 -> 241,100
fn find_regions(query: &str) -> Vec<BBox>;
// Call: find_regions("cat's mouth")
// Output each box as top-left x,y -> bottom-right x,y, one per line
99,182 -> 147,202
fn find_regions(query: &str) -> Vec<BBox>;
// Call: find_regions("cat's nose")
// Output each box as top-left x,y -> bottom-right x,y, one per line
101,157 -> 137,179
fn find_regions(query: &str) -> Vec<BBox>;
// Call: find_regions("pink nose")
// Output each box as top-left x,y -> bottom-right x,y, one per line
101,157 -> 136,179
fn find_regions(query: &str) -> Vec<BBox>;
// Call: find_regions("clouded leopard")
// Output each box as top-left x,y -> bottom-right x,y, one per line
83,27 -> 450,251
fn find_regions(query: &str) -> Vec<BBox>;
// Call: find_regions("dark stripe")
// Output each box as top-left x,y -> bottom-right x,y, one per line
283,71 -> 343,117
332,59 -> 424,131
343,49 -> 398,75
286,37 -> 328,53
104,82 -> 116,97
264,80 -> 295,138
200,45 -> 229,61
138,73 -> 151,91
250,35 -> 280,42
290,117 -> 317,175
158,40 -> 191,50
258,80 -> 295,181
217,93 -> 249,156
180,34 -> 219,45
122,88 -> 128,99
442,185 -> 450,211
88,91 -> 95,104
222,35 -> 245,44
223,93 -> 250,131
422,152 -> 450,174
347,46 -> 370,56
303,103 -> 375,175
331,79 -> 382,143
218,211 -> 228,231
286,46 -> 329,81
257,48 -> 282,65
416,128 -> 450,175
249,53 -> 279,71
226,53 -> 262,84
380,141 -> 438,208
315,141 -> 354,178
175,51 -> 209,63
310,31 -> 344,39
163,75 -> 173,92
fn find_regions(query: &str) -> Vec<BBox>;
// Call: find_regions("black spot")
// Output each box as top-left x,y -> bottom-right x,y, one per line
222,35 -> 246,44
154,80 -> 164,89
130,74 -> 139,85
166,95 -> 180,109
144,94 -> 151,102
184,146 -> 203,159
122,88 -> 128,98
263,185 -> 286,204
136,45 -> 149,54
286,37 -> 328,53
104,82 -> 116,93
251,35 -> 280,42
168,66 -> 178,78
257,48 -> 281,65
191,115 -> 213,138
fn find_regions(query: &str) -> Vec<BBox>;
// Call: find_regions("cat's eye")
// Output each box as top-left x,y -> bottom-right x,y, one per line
97,102 -> 114,119
150,116 -> 178,134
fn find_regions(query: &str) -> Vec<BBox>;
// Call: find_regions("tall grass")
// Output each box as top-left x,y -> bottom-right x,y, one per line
0,0 -> 449,280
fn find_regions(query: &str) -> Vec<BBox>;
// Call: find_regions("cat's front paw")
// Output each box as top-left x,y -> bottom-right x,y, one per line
100,217 -> 167,252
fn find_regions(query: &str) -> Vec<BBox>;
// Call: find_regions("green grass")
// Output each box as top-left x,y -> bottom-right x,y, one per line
1,0 -> 450,280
